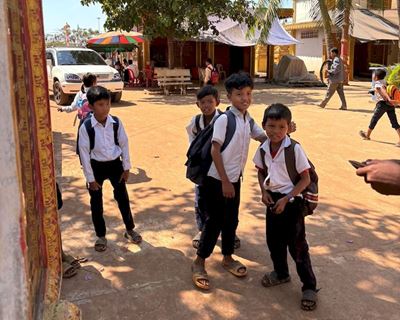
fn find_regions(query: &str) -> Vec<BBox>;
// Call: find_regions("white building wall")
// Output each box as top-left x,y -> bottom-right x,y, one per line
0,1 -> 28,319
295,0 -> 313,23
295,29 -> 324,75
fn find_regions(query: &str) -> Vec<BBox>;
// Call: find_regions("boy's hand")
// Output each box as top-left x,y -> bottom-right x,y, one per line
222,180 -> 235,198
261,191 -> 274,206
119,170 -> 129,183
88,181 -> 101,191
57,107 -> 63,112
389,99 -> 400,106
288,121 -> 297,134
273,196 -> 289,214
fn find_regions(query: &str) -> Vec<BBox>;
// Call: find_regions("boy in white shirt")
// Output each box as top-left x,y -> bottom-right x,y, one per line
191,73 -> 266,290
253,103 -> 317,311
78,86 -> 142,252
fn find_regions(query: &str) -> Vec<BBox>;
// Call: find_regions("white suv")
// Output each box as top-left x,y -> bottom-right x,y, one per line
46,47 -> 124,105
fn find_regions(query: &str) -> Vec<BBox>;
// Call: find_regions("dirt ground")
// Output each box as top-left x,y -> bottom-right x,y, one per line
53,81 -> 400,320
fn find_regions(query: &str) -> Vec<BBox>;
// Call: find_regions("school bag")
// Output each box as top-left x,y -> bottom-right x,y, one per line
77,97 -> 91,120
185,110 -> 254,186
210,67 -> 219,85
76,114 -> 120,157
259,138 -> 318,216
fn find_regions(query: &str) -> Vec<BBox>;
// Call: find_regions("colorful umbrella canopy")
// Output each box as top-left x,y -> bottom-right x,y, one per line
87,31 -> 144,49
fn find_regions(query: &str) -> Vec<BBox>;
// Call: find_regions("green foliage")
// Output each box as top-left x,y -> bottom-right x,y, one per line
386,64 -> 400,87
80,0 -> 255,40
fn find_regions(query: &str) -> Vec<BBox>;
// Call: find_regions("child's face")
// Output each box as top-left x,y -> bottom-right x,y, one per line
228,87 -> 252,112
196,95 -> 219,116
90,98 -> 111,122
264,118 -> 289,144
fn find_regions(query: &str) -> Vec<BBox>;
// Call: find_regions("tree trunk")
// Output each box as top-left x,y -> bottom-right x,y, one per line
398,0 -> 400,61
341,0 -> 351,84
167,37 -> 174,69
318,0 -> 336,57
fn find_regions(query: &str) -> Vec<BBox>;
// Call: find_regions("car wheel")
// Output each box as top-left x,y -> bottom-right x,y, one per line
111,91 -> 122,103
53,80 -> 71,105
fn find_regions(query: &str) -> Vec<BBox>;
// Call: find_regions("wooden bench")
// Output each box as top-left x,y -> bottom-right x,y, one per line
154,68 -> 192,95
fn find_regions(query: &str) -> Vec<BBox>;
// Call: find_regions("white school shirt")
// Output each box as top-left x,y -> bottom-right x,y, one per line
252,136 -> 310,195
185,109 -> 222,143
207,106 -> 265,183
374,80 -> 387,102
78,115 -> 131,183
61,87 -> 89,113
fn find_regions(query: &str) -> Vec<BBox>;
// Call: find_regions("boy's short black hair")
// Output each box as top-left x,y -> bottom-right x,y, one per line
206,58 -> 212,64
262,103 -> 292,126
82,73 -> 97,88
86,86 -> 110,105
330,47 -> 339,55
374,68 -> 386,80
197,85 -> 219,101
224,72 -> 254,94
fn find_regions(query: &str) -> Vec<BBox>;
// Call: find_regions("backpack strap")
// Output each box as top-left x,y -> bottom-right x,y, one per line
259,146 -> 268,176
221,110 -> 236,152
111,115 -> 120,146
84,117 -> 95,151
249,118 -> 255,132
194,114 -> 202,135
284,138 -> 299,185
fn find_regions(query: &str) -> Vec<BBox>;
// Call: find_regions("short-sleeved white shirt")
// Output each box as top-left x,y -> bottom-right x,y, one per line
185,109 -> 222,143
253,136 -> 310,194
374,80 -> 387,102
207,106 -> 265,183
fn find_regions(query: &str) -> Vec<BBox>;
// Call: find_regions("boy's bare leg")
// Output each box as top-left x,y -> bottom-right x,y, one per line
359,128 -> 372,140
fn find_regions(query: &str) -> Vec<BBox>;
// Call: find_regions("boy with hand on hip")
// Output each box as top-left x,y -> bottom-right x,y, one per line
191,73 -> 267,290
253,103 -> 318,311
78,86 -> 142,252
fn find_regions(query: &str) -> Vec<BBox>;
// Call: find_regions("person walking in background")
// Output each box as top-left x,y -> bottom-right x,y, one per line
319,48 -> 347,110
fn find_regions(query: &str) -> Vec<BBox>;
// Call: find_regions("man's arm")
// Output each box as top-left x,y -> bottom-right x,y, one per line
328,58 -> 341,75
211,142 -> 235,198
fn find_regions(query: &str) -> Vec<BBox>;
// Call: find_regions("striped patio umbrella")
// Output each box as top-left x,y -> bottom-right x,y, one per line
87,30 -> 144,49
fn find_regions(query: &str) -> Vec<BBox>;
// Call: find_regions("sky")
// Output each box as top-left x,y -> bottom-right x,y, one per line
42,0 -> 107,34
42,0 -> 293,34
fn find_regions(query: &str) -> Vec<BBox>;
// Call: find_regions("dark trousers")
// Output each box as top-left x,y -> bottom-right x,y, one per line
320,82 -> 347,108
266,192 -> 317,292
197,177 -> 241,259
369,101 -> 400,130
89,158 -> 135,237
194,185 -> 207,231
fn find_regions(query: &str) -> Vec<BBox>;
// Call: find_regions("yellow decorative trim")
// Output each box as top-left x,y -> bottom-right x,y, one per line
285,21 -> 320,31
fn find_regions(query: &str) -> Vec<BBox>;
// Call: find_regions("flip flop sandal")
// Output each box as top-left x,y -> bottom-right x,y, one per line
359,130 -> 370,140
222,260 -> 247,277
124,230 -> 142,244
261,271 -> 291,287
301,289 -> 318,311
94,237 -> 107,252
192,232 -> 202,249
62,254 -> 88,269
62,261 -> 78,279
234,235 -> 241,249
191,264 -> 210,290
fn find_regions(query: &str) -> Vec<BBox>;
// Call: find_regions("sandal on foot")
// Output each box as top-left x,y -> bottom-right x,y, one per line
191,264 -> 210,290
301,289 -> 318,311
359,130 -> 370,140
222,260 -> 247,277
62,253 -> 87,269
94,237 -> 107,252
62,261 -> 78,279
234,235 -> 241,249
124,230 -> 142,244
261,271 -> 291,287
192,232 -> 201,249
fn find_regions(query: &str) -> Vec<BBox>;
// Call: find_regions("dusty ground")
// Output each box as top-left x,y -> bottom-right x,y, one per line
53,81 -> 400,320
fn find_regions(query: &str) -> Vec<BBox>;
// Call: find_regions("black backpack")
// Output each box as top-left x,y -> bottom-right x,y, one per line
76,114 -> 120,157
260,138 -> 318,216
185,110 -> 254,186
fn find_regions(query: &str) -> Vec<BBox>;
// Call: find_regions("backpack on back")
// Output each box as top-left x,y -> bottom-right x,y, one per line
77,99 -> 91,120
185,110 -> 254,186
260,138 -> 318,216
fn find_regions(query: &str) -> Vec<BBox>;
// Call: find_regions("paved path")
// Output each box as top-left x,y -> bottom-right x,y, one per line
53,82 -> 400,320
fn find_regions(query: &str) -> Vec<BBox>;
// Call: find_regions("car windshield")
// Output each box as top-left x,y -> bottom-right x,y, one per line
56,50 -> 106,66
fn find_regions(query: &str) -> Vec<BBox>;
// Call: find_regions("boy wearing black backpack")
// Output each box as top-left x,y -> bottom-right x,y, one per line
252,103 -> 318,311
191,73 -> 266,290
78,86 -> 142,252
